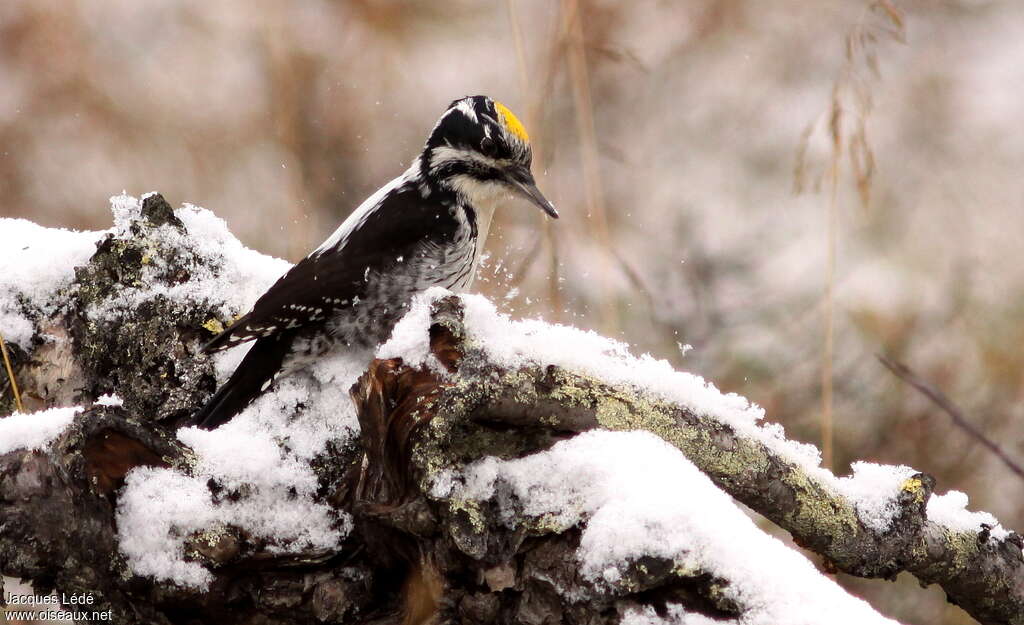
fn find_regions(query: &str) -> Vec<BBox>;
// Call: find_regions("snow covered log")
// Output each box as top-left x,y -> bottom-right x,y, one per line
1,193 -> 1022,625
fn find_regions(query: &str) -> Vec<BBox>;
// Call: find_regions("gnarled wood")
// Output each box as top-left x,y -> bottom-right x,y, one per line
3,205 -> 1021,625
355,297 -> 1022,625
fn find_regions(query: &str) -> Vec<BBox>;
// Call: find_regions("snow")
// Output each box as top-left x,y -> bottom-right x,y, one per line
619,604 -> 724,625
0,219 -> 102,348
0,407 -> 83,454
833,462 -> 919,532
1,192 -> 287,351
381,290 -> 822,469
0,193 -> 356,588
94,393 -> 123,407
0,193 -> 349,589
385,291 -> 1017,541
439,430 -> 898,625
0,192 -> 358,589
90,194 -> 290,324
927,489 -> 1011,541
376,286 -> 448,367
116,467 -> 221,587
117,351 -> 365,589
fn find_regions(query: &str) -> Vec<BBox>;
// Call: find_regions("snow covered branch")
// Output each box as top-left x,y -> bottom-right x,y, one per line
1,194 -> 1021,624
369,295 -> 1024,624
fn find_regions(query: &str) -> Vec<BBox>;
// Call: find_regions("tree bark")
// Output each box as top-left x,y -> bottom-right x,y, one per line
348,296 -> 1024,625
2,196 -> 1021,624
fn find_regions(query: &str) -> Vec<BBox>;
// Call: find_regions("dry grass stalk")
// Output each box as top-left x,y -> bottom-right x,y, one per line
822,90 -> 841,470
794,0 -> 905,206
505,0 -> 531,101
562,0 -> 619,333
794,1 -> 906,469
505,0 -> 565,320
0,332 -> 23,413
262,7 -> 318,261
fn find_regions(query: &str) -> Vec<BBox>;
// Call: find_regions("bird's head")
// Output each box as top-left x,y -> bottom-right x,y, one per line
423,95 -> 557,218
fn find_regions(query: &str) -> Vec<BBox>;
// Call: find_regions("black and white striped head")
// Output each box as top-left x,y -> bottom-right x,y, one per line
423,95 -> 557,218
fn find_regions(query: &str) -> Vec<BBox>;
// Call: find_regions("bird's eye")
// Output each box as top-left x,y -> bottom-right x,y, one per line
480,136 -> 498,158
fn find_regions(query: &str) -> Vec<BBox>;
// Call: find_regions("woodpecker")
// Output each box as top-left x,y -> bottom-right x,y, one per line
189,95 -> 556,429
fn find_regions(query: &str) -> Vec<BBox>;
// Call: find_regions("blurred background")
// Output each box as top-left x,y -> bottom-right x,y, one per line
2,0 -> 1022,622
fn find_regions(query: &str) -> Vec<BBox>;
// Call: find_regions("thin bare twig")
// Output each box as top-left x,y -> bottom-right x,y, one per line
878,354 -> 1024,483
0,331 -> 24,413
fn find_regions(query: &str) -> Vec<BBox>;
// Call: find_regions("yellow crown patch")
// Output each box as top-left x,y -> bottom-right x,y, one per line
495,101 -> 530,144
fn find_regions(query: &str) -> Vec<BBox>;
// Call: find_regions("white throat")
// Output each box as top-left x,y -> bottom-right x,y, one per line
449,174 -> 506,289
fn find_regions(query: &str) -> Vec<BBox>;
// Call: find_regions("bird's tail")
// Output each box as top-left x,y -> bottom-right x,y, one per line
189,336 -> 291,430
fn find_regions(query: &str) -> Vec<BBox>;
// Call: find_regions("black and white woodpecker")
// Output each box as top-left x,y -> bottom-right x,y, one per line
189,95 -> 556,429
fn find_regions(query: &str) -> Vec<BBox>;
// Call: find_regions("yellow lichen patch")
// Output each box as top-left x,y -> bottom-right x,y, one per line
495,101 -> 529,144
449,497 -> 487,533
901,476 -> 926,503
202,318 -> 225,334
529,512 -> 575,535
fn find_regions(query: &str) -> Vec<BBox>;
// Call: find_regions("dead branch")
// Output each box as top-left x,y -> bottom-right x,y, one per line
348,298 -> 1023,625
879,354 -> 1024,482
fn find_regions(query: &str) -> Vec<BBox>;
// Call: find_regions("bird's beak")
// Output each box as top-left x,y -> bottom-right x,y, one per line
510,170 -> 558,219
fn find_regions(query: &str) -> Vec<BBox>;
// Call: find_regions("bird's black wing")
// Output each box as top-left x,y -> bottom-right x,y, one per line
189,332 -> 294,428
203,184 -> 460,354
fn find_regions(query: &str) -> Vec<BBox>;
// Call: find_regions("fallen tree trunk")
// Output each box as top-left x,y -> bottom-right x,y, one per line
2,195 -> 1021,624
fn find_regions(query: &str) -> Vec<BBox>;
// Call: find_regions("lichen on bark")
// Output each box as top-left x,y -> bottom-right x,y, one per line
67,194 -> 219,424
